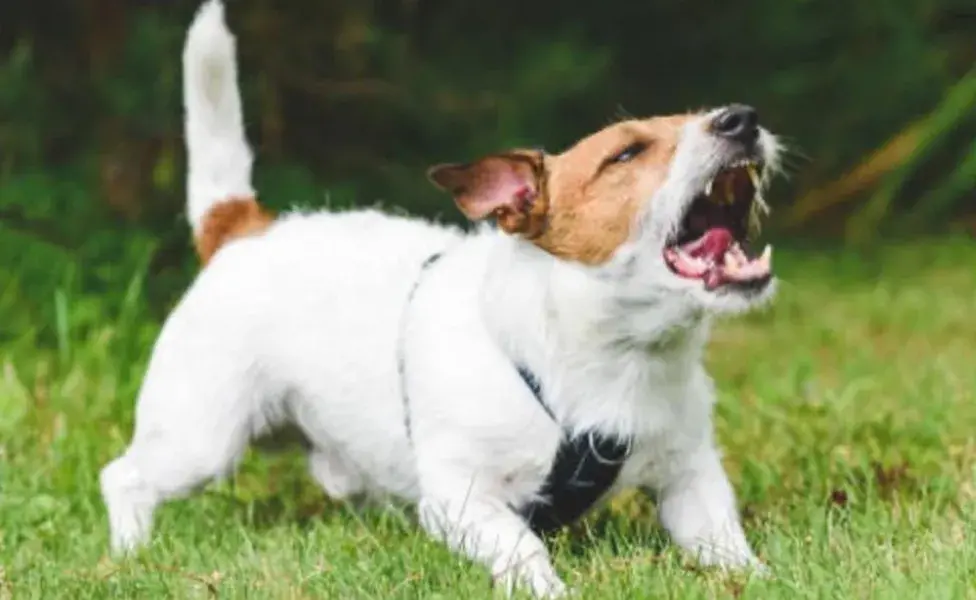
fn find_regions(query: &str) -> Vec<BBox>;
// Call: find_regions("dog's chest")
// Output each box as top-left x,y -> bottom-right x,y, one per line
547,348 -> 715,490
510,353 -> 713,533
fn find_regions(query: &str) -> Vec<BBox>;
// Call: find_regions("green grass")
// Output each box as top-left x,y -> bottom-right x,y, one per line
1,237 -> 975,599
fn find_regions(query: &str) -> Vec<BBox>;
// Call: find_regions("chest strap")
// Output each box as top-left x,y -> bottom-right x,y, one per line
398,251 -> 444,443
514,367 -> 632,535
398,251 -> 632,534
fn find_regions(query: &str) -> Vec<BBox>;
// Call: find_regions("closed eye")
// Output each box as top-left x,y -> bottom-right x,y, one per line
603,141 -> 648,168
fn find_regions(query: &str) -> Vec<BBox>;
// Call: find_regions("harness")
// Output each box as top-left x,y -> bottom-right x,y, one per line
397,252 -> 632,535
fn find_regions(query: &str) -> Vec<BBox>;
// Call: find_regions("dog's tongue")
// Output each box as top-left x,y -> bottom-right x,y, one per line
665,227 -> 773,290
681,228 -> 733,261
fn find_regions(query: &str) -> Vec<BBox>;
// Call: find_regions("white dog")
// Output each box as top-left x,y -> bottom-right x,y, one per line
100,1 -> 782,596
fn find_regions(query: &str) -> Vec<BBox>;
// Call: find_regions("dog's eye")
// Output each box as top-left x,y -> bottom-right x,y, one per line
608,142 -> 647,165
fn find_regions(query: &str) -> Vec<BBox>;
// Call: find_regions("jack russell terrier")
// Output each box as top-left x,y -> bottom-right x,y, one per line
100,1 -> 783,596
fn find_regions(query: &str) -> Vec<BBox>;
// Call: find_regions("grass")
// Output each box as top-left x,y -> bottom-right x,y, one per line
1,236 -> 975,599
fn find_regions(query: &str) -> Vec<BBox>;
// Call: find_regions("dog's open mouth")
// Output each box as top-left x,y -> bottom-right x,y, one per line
663,159 -> 772,291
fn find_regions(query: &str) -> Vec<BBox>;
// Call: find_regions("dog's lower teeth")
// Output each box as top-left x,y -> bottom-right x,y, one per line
733,243 -> 748,263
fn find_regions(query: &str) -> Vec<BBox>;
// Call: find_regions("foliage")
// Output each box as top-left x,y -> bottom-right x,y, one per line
0,1 -> 972,270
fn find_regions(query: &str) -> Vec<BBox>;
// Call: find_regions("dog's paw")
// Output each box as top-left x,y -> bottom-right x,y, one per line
745,558 -> 771,579
493,561 -> 567,598
691,539 -> 768,576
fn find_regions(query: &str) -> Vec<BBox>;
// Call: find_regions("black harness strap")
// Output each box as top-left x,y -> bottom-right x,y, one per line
398,252 -> 443,443
398,251 -> 632,535
514,367 -> 632,535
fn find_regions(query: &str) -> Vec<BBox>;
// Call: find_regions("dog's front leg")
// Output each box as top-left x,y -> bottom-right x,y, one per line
418,487 -> 566,598
654,444 -> 765,572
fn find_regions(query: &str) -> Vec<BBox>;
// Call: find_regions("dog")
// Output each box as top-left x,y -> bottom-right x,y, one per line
99,1 -> 783,596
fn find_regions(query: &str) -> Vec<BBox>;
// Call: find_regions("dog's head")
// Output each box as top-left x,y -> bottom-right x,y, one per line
428,105 -> 781,316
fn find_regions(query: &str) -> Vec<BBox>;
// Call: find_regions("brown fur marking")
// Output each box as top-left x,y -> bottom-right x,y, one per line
429,114 -> 696,266
194,197 -> 273,264
534,115 -> 694,265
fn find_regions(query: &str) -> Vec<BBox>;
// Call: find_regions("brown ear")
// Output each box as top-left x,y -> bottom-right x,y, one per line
427,150 -> 548,237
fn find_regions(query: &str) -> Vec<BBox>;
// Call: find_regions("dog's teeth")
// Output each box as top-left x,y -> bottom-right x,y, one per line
746,165 -> 760,188
704,178 -> 714,196
759,245 -> 772,269
723,253 -> 738,271
676,250 -> 710,274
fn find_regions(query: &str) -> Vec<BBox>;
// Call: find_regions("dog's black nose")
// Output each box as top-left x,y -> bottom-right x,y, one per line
711,104 -> 759,144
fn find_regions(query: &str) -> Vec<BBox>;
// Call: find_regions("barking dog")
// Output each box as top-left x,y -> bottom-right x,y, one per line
100,1 -> 782,596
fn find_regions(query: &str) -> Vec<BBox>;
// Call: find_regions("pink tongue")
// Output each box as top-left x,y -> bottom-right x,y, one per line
666,228 -> 771,290
682,228 -> 733,260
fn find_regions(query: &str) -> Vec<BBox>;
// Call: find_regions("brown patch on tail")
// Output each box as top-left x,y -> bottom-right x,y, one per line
194,196 -> 274,264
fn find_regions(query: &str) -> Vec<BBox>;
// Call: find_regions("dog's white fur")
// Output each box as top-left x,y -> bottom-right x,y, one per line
100,1 -> 781,596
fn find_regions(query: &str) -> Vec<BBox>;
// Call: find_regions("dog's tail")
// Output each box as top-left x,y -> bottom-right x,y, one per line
183,0 -> 271,264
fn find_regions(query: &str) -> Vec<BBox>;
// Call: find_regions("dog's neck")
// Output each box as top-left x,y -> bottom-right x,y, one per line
479,231 -> 710,379
474,231 -> 712,434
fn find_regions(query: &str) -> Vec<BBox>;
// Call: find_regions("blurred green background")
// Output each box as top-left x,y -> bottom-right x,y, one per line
1,5 -> 975,594
1,0 -> 974,329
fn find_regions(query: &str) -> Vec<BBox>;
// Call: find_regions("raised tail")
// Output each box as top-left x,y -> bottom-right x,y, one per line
183,0 -> 271,264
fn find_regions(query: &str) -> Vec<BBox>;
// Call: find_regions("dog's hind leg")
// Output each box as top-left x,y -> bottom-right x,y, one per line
100,413 -> 253,554
308,445 -> 365,499
100,332 -> 266,555
100,434 -> 248,554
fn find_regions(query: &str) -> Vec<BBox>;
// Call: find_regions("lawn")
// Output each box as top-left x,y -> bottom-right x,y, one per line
1,237 -> 974,599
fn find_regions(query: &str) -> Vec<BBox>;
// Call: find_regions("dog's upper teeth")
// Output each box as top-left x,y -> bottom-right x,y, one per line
704,178 -> 714,196
746,164 -> 760,188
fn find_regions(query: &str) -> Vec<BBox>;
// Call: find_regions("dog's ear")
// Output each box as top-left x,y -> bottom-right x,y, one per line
427,149 -> 548,237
